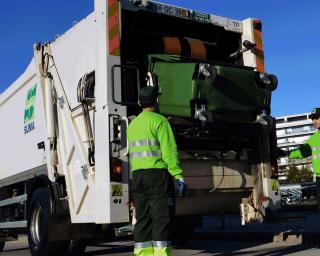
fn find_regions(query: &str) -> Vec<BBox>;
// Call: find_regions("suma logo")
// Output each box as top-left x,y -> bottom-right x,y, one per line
24,122 -> 35,134
24,84 -> 37,134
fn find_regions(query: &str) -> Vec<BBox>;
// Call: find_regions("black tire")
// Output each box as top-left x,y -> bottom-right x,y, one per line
65,239 -> 87,256
0,241 -> 5,251
27,188 -> 69,256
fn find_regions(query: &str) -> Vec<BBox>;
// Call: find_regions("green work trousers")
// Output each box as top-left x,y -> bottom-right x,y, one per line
133,169 -> 175,255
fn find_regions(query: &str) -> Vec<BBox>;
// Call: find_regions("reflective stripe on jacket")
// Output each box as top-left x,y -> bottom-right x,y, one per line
127,111 -> 183,179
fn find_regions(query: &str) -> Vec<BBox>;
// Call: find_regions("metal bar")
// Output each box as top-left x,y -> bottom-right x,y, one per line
0,221 -> 27,229
0,195 -> 27,207
0,165 -> 47,188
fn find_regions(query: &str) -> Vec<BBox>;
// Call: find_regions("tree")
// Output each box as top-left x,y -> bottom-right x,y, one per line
286,165 -> 314,184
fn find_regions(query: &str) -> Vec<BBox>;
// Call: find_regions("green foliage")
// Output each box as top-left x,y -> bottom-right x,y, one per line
286,165 -> 314,184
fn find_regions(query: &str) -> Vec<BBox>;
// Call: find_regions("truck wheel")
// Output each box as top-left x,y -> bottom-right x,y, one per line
0,241 -> 5,251
27,188 -> 69,256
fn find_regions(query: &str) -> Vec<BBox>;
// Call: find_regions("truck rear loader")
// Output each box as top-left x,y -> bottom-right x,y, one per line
0,0 -> 280,255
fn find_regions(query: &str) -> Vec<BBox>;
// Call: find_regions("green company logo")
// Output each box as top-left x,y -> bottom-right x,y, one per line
24,84 -> 37,134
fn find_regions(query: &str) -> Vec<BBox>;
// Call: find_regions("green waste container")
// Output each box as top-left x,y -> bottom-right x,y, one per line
148,54 -> 273,123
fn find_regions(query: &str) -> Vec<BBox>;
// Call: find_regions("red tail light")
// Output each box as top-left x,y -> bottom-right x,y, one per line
111,158 -> 122,181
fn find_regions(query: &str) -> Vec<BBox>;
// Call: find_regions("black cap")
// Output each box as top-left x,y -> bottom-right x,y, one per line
138,86 -> 161,107
310,108 -> 320,119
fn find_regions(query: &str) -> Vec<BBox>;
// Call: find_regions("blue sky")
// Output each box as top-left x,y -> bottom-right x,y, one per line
0,0 -> 319,117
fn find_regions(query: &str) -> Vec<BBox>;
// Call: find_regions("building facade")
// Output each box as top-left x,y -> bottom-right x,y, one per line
276,113 -> 316,183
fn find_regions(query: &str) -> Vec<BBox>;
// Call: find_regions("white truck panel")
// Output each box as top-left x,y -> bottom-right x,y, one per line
35,2 -> 129,223
242,18 -> 257,69
50,13 -> 96,109
94,0 -> 129,224
0,59 -> 46,180
32,12 -> 103,223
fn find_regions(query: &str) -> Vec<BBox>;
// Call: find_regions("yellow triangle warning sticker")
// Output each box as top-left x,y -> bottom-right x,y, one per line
112,184 -> 123,197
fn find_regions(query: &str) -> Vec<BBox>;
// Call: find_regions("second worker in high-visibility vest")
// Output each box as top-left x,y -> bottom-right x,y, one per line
289,107 -> 320,208
127,86 -> 186,256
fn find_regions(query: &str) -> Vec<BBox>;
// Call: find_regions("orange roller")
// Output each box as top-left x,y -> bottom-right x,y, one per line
163,37 -> 181,55
186,37 -> 206,60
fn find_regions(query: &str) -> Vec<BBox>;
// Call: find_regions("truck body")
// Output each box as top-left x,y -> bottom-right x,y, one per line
0,0 -> 280,255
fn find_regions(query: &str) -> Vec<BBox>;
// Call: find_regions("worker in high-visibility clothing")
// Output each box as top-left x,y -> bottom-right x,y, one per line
127,86 -> 186,256
289,108 -> 320,207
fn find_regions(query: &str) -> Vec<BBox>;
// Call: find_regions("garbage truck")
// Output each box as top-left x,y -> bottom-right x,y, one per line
0,0 -> 280,255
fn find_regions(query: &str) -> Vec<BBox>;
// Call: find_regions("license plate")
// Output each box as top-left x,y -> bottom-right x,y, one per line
149,2 -> 189,18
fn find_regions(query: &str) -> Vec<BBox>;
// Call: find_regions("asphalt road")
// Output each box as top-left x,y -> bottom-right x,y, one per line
2,239 -> 320,256
3,211 -> 320,255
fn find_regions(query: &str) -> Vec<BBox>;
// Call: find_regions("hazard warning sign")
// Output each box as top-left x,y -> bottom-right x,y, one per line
112,184 -> 123,197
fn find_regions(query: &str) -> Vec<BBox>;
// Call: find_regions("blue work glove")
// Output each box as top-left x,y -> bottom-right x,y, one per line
175,178 -> 187,197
